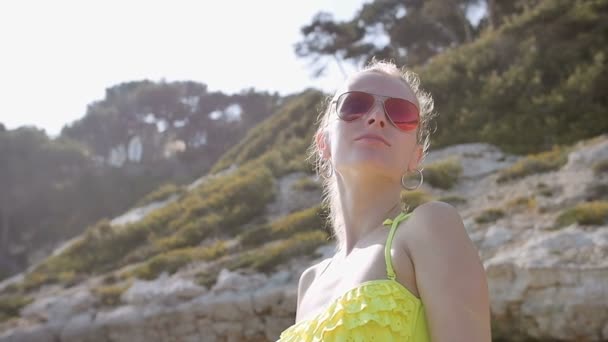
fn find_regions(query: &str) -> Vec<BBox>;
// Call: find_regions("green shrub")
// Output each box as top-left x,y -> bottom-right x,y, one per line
555,201 -> 608,228
237,224 -> 273,248
475,208 -> 505,224
229,230 -> 329,273
21,163 -> 276,291
423,157 -> 463,189
20,270 -> 58,292
238,205 -> 326,247
586,183 -> 608,201
133,240 -> 227,280
593,160 -> 608,175
0,295 -> 32,322
505,196 -> 537,211
401,190 -> 434,213
154,213 -> 223,251
136,183 -> 186,207
438,195 -> 467,206
210,90 -> 324,174
195,269 -> 222,289
417,1 -> 608,154
536,182 -> 556,197
291,176 -> 321,192
497,146 -> 568,183
93,283 -> 130,307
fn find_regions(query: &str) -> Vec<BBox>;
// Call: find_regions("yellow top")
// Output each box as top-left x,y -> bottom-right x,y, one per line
277,211 -> 431,341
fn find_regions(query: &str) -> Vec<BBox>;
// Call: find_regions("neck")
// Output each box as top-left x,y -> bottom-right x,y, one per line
335,168 -> 403,257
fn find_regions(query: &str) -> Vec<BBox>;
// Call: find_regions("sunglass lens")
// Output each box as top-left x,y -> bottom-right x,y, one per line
337,92 -> 374,121
385,98 -> 419,131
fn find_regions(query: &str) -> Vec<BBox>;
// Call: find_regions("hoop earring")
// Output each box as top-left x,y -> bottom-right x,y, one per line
321,162 -> 334,179
401,168 -> 423,190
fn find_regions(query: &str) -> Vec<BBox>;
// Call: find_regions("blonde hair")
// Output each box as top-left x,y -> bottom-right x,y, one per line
306,59 -> 437,254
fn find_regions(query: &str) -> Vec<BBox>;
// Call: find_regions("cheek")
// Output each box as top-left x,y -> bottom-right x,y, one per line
394,138 -> 418,165
329,122 -> 350,153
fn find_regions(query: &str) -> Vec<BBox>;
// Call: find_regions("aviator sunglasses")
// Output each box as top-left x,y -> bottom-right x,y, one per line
332,91 -> 419,132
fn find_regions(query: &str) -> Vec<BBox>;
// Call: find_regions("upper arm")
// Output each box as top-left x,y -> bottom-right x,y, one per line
406,201 -> 492,342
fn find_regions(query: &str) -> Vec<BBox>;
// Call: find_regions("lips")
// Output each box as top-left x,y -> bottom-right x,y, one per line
354,134 -> 391,146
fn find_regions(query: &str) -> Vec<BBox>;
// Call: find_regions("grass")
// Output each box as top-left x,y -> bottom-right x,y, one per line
437,195 -> 467,206
291,176 -> 321,192
195,269 -> 221,289
238,205 -> 328,247
228,230 -> 329,273
135,183 -> 186,207
401,190 -> 434,213
593,159 -> 608,175
586,183 -> 608,201
92,282 -> 131,307
536,182 -> 556,197
505,196 -> 537,211
132,240 -> 228,280
554,201 -> 608,228
497,146 -> 568,183
0,295 -> 33,323
15,163 -> 276,292
475,208 -> 505,224
421,157 -> 463,189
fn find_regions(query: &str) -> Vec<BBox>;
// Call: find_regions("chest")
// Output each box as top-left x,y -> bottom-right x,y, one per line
296,228 -> 418,323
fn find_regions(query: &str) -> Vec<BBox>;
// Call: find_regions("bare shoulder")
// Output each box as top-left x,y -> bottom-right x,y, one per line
394,201 -> 463,253
296,257 -> 330,308
403,200 -> 466,239
402,200 -> 477,265
397,200 -> 492,341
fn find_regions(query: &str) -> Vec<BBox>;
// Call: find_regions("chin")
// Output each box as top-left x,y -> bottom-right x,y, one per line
339,158 -> 396,177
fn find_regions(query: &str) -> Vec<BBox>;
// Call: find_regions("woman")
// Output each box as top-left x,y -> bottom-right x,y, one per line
278,60 -> 491,341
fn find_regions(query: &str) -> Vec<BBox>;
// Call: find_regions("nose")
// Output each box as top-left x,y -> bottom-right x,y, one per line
366,101 -> 386,128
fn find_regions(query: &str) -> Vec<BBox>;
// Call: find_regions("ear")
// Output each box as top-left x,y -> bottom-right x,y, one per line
315,130 -> 331,160
407,144 -> 423,171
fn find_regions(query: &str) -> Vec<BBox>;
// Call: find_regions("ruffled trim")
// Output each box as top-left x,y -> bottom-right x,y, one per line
278,280 -> 421,342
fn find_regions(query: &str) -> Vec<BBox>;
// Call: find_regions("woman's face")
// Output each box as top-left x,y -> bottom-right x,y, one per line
317,71 -> 423,181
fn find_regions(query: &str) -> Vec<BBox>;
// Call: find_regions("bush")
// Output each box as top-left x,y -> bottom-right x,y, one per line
475,208 -> 505,224
93,283 -> 130,307
586,183 -> 608,201
291,176 -> 321,192
133,240 -> 227,280
401,190 -> 434,213
437,195 -> 467,206
238,205 -> 326,247
423,157 -> 463,189
23,162 -> 276,290
155,213 -> 223,251
555,201 -> 608,228
497,146 -> 568,183
593,160 -> 608,175
210,90 -> 324,174
135,183 -> 186,207
417,1 -> 608,154
20,270 -> 58,292
237,223 -> 273,248
229,230 -> 329,273
536,182 -> 556,197
505,196 -> 537,211
0,295 -> 32,322
195,269 -> 221,289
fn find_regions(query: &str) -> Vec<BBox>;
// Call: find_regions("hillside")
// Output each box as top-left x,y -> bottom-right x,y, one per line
0,81 -> 281,281
1,0 -> 607,341
1,133 -> 606,341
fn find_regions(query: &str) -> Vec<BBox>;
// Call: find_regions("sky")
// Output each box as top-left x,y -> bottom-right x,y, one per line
0,0 -> 369,138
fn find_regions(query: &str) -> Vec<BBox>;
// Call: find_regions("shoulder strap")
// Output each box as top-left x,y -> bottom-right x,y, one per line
382,211 -> 412,280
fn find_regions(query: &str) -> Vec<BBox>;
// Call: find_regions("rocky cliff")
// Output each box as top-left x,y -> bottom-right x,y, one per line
1,135 -> 607,341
